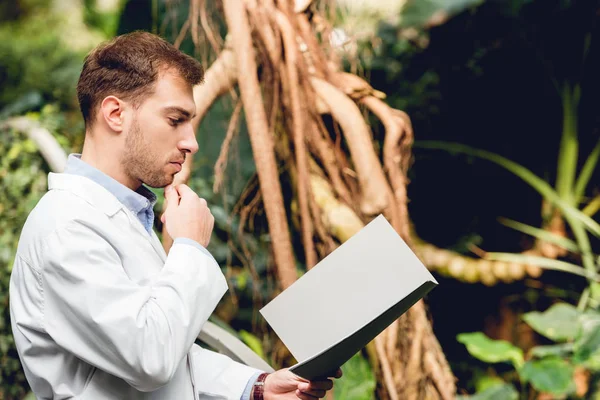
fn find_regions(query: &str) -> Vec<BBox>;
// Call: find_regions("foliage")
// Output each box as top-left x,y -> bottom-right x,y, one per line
0,13 -> 84,116
458,302 -> 600,398
399,0 -> 484,28
333,352 -> 377,400
457,332 -> 524,368
0,3 -> 99,397
0,107 -> 72,399
457,382 -> 519,400
413,139 -> 600,301
83,0 -> 123,37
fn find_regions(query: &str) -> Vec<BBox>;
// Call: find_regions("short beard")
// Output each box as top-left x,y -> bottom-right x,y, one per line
121,118 -> 173,188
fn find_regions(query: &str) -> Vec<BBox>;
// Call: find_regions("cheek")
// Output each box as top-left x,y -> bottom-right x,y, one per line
140,124 -> 168,150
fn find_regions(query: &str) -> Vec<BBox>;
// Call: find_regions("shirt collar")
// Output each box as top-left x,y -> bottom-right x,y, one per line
63,154 -> 157,216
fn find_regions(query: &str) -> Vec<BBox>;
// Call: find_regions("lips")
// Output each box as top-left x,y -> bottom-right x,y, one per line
170,162 -> 182,172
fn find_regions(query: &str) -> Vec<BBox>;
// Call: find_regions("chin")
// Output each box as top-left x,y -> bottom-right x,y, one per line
144,174 -> 174,189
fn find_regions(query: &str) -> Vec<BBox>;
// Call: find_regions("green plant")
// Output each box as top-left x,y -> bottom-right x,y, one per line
414,138 -> 600,305
333,352 -> 377,400
412,9 -> 599,306
457,302 -> 600,398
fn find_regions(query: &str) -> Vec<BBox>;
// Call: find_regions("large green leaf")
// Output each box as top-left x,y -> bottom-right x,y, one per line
334,353 -> 376,400
573,311 -> 600,370
530,343 -> 574,359
523,302 -> 581,341
413,141 -> 600,238
518,358 -> 576,395
456,382 -> 519,400
457,332 -> 524,368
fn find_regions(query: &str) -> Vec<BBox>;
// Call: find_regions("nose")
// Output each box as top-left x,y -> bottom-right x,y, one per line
178,122 -> 199,155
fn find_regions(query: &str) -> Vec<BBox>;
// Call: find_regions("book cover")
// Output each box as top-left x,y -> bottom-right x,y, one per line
259,214 -> 438,380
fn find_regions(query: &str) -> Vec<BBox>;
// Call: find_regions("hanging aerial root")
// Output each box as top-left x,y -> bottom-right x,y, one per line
275,10 -> 316,269
223,0 -> 297,289
192,47 -> 238,123
246,0 -> 281,67
214,100 -> 243,193
310,173 -> 364,241
162,47 -> 239,253
310,77 -> 389,215
306,118 -> 353,205
362,96 -> 412,241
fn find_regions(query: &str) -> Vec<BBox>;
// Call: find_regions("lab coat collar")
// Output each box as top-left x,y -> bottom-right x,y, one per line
48,172 -> 125,217
47,173 -> 168,261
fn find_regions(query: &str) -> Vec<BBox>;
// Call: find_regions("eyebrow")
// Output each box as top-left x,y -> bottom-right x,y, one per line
163,106 -> 196,119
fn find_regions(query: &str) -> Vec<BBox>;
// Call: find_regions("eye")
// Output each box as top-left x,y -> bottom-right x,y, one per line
168,118 -> 183,127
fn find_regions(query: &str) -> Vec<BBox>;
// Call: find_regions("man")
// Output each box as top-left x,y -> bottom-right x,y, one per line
9,31 -> 340,399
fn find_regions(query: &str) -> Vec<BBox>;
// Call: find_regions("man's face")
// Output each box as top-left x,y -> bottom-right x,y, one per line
121,69 -> 198,188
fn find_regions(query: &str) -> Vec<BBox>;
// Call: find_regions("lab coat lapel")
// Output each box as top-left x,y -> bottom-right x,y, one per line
49,173 -> 169,263
120,208 -> 168,262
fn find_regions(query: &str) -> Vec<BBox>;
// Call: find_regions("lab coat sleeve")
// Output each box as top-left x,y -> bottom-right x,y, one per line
189,344 -> 263,399
41,220 -> 228,392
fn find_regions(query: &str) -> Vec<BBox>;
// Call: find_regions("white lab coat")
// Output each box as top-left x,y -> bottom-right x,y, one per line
9,172 -> 261,399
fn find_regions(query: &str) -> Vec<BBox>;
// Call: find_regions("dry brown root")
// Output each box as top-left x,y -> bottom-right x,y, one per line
192,47 -> 238,123
166,1 -> 460,397
275,9 -> 316,269
213,100 -> 243,193
310,77 -> 390,215
161,47 -> 239,253
361,96 -> 412,241
223,0 -> 298,290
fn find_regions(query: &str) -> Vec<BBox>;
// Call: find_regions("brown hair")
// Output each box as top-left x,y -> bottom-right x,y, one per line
76,31 -> 204,128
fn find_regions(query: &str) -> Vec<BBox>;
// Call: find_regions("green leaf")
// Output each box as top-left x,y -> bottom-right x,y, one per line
574,137 -> 600,203
474,375 -> 505,393
334,352 -> 376,400
457,332 -> 524,368
456,382 -> 519,400
400,0 -> 484,28
530,343 -> 574,359
518,358 -> 576,395
573,311 -> 600,370
498,217 -> 579,253
485,252 -> 600,281
413,141 -> 600,238
238,330 -> 265,360
555,83 -> 578,203
523,303 -> 581,341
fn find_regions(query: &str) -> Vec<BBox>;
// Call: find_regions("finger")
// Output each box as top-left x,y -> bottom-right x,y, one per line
300,380 -> 333,391
334,368 -> 343,379
164,185 -> 180,208
175,183 -> 197,199
300,389 -> 326,398
296,390 -> 318,400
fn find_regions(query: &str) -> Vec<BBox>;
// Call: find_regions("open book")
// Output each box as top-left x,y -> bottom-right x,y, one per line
259,214 -> 438,380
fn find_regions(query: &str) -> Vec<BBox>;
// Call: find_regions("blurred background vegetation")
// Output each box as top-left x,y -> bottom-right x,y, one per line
1,0 -> 599,399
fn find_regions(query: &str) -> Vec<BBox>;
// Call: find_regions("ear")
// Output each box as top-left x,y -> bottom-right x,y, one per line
100,96 -> 125,133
